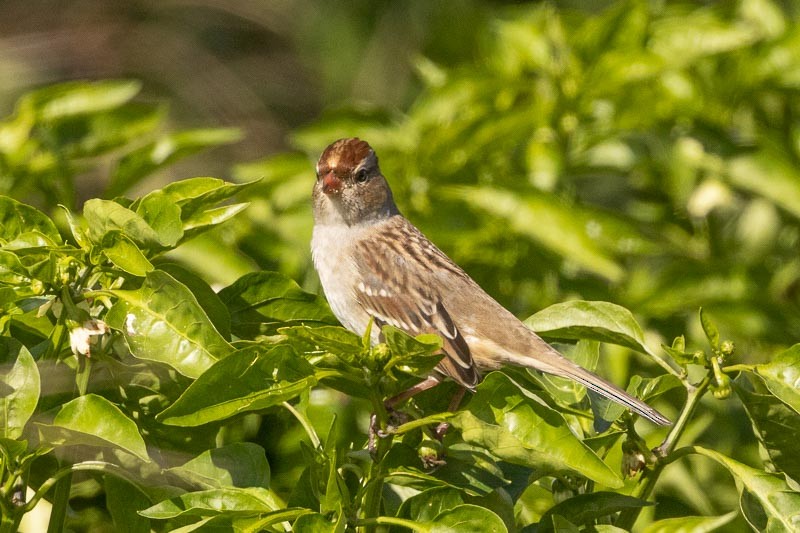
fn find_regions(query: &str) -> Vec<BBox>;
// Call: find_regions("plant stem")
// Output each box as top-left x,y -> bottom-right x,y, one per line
359,394 -> 391,533
282,401 -> 322,450
616,376 -> 710,530
46,471 -> 71,533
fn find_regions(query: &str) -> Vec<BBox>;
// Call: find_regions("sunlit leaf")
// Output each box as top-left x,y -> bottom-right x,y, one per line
84,199 -> 162,248
755,344 -> 800,415
0,196 -> 60,243
426,504 -> 507,532
219,271 -> 337,337
100,231 -> 154,277
139,487 -> 279,519
37,394 -> 149,461
134,190 -> 183,247
524,300 -> 653,355
167,442 -> 270,489
105,270 -> 233,378
0,338 -> 40,439
642,511 -> 738,533
452,373 -> 623,488
736,373 -> 800,483
692,446 -> 800,532
158,344 -> 315,426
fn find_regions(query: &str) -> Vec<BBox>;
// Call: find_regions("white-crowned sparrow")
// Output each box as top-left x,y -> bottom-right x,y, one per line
311,138 -> 670,426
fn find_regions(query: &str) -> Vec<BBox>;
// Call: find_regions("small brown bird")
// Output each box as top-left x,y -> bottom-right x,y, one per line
311,138 -> 670,426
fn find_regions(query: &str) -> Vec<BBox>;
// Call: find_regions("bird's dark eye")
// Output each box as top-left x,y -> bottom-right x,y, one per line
355,169 -> 369,183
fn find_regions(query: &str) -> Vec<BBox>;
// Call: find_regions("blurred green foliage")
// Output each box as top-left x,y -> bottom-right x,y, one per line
1,1 -> 800,532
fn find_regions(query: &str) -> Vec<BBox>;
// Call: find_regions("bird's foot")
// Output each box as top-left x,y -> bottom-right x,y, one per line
433,421 -> 450,441
368,409 -> 411,456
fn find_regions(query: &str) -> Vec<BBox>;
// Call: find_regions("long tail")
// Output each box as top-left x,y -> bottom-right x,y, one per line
508,346 -> 671,426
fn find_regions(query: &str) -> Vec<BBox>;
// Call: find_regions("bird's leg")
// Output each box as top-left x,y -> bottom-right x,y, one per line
433,386 -> 467,440
368,375 -> 442,455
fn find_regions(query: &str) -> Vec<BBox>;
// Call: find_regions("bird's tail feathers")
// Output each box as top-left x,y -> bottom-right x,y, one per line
507,348 -> 671,426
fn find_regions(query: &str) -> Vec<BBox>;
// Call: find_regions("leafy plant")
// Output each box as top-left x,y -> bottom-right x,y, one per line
2,0 -> 800,531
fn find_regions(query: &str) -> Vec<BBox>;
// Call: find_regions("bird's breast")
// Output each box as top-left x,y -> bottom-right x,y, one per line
311,223 -> 374,338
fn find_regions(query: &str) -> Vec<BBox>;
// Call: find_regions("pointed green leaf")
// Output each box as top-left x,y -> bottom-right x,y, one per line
167,442 -> 270,489
452,373 -> 624,488
139,487 -> 278,519
219,271 -> 337,337
105,270 -> 233,378
755,344 -> 800,415
0,196 -> 60,243
100,231 -> 154,277
83,199 -> 162,248
736,373 -> 800,483
524,300 -> 653,355
642,512 -> 738,533
37,394 -> 149,461
538,492 -> 650,533
0,338 -> 40,439
427,504 -> 507,532
158,344 -> 315,426
692,446 -> 800,532
134,190 -> 183,247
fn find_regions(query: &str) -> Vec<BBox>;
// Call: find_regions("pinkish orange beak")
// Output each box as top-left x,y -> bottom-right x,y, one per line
322,172 -> 343,195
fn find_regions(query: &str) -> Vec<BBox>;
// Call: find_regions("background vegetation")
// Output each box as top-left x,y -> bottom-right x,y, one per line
1,1 -> 800,531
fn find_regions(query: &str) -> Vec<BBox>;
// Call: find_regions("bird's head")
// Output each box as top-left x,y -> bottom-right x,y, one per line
313,138 -> 398,226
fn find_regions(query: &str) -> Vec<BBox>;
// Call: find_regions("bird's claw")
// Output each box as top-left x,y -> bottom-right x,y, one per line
368,409 -> 411,456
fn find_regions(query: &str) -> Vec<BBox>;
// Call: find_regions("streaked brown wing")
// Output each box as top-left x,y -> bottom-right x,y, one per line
353,220 -> 479,388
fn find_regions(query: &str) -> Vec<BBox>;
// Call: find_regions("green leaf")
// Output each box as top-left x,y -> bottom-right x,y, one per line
157,177 -> 256,218
692,446 -> 800,532
0,196 -> 61,243
110,129 -> 242,196
37,394 -> 149,461
22,79 -> 141,121
158,344 -> 316,426
219,271 -> 337,337
105,270 -> 233,378
134,190 -> 183,247
735,373 -> 800,483
451,373 -> 624,488
426,504 -> 507,532
0,250 -> 30,285
529,340 -> 599,406
139,487 -> 279,519
157,263 -> 231,340
524,300 -> 653,355
448,187 -> 624,281
699,308 -> 720,350
0,338 -> 40,439
84,199 -> 162,248
537,492 -> 650,533
167,442 -> 270,489
755,344 -> 800,415
383,325 -> 444,377
100,231 -> 154,277
642,511 -> 738,533
181,203 -> 250,238
280,325 -> 363,358
397,487 -> 466,522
